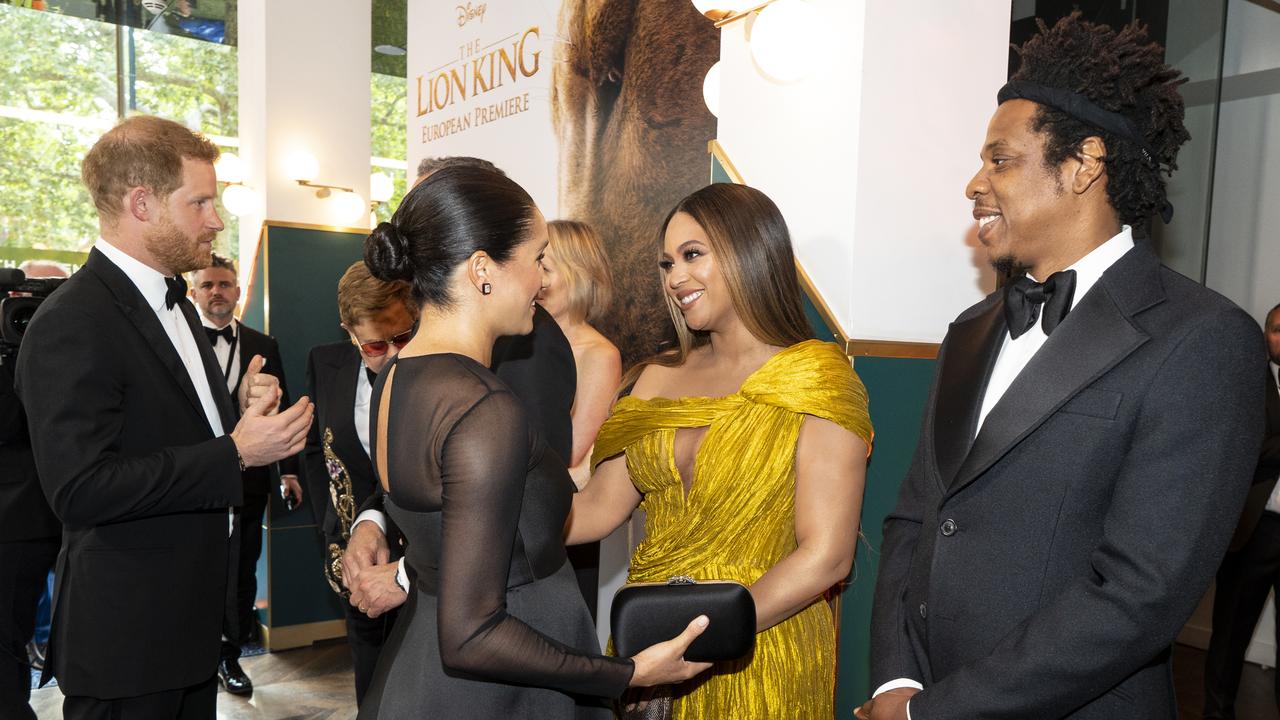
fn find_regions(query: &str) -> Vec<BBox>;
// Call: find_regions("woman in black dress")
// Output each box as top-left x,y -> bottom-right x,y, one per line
356,166 -> 710,719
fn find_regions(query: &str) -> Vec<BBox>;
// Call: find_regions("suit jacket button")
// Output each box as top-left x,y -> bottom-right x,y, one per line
919,602 -> 927,619
941,519 -> 957,536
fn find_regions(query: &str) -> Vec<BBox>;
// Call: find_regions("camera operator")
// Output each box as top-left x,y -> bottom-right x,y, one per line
14,115 -> 313,720
0,262 -> 65,720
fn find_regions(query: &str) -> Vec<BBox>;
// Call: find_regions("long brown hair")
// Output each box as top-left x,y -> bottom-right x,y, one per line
624,183 -> 812,387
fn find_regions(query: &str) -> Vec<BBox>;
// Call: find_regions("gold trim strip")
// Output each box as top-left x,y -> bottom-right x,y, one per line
709,139 -> 854,353
264,219 -> 374,235
261,618 -> 347,651
848,339 -> 939,360
708,140 -> 943,361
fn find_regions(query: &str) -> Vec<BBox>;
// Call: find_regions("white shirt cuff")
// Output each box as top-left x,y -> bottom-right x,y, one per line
353,508 -> 387,534
395,558 -> 410,594
874,679 -> 922,720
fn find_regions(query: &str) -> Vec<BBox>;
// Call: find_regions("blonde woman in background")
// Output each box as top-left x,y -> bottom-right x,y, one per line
538,220 -> 622,488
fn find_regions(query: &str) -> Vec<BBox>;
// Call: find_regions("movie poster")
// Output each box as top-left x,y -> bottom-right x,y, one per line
407,0 -> 719,364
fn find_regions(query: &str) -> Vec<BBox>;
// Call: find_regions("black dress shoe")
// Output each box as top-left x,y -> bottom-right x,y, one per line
218,657 -> 253,696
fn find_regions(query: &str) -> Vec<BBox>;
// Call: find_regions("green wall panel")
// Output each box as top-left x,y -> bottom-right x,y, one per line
244,223 -> 367,628
835,356 -> 935,716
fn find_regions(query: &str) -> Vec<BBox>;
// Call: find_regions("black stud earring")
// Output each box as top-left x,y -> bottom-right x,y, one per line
482,282 -> 492,295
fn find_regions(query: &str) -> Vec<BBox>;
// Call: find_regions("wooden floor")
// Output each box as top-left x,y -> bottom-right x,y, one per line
25,641 -> 1280,719
29,641 -> 357,720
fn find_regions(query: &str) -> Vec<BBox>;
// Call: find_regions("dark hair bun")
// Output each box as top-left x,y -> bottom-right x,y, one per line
364,221 -> 413,282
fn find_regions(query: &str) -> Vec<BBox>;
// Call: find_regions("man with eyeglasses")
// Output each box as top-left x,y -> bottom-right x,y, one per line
301,260 -> 417,705
190,253 -> 302,697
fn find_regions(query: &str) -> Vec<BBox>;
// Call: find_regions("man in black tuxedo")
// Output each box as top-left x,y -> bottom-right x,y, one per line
0,263 -> 65,720
14,115 -> 312,720
301,261 -> 416,705
190,253 -> 302,696
1202,302 -> 1280,719
861,15 -> 1265,720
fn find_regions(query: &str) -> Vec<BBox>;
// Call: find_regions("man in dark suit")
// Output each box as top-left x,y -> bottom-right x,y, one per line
860,15 -> 1265,720
191,253 -> 302,696
14,115 -> 312,720
0,262 -> 65,720
1203,302 -> 1280,719
301,261 -> 416,705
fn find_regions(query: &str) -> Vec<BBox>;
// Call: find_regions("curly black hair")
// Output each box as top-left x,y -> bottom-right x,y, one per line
1011,12 -> 1190,228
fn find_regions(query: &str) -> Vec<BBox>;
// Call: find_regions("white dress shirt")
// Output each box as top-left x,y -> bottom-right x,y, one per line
95,240 -> 233,535
355,359 -> 373,459
200,314 -> 241,395
875,226 -> 1137,714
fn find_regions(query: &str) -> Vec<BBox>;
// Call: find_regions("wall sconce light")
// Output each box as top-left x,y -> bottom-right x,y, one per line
214,152 -> 259,217
691,0 -> 759,22
370,171 -> 394,210
748,0 -> 820,82
699,0 -> 820,84
703,61 -> 722,117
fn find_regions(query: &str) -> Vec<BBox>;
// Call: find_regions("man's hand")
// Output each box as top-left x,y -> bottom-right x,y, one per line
855,688 -> 918,720
348,562 -> 407,618
238,354 -> 282,415
280,474 -> 303,506
230,392 -> 312,468
342,519 -> 390,589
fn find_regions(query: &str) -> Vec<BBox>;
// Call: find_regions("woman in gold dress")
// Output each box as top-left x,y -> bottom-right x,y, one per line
567,183 -> 873,718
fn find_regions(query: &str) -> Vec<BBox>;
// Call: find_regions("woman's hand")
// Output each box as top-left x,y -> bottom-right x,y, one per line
627,615 -> 714,687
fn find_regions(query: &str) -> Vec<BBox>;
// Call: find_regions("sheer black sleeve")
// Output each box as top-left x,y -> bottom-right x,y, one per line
428,389 -> 634,697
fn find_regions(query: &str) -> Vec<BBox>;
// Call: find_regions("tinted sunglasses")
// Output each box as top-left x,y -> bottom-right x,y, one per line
353,328 -> 413,357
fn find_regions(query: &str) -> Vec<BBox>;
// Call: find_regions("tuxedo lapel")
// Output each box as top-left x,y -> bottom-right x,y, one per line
933,300 -> 1006,489
86,250 -> 210,430
233,329 -> 260,400
330,348 -> 373,469
179,300 -> 237,432
947,246 -> 1161,497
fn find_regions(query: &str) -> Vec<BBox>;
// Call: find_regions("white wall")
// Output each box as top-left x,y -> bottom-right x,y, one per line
237,0 -> 373,263
714,0 -> 1010,344
1177,0 -> 1280,668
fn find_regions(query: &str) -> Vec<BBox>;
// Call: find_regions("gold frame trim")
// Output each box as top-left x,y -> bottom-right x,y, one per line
263,219 -> 375,235
707,140 -> 941,360
260,619 -> 347,652
848,339 -> 939,360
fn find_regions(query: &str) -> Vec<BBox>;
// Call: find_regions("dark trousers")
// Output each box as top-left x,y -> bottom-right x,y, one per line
63,674 -> 216,720
344,597 -> 397,706
0,538 -> 58,720
1204,510 -> 1280,719
221,492 -> 268,660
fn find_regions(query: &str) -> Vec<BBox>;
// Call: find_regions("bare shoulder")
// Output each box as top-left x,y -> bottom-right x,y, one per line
575,328 -> 622,368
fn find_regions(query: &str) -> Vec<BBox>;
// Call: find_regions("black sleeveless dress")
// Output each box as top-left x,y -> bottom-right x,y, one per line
357,353 -> 632,719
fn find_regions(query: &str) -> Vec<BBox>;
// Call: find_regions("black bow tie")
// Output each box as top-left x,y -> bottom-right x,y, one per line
164,275 -> 187,310
365,367 -> 378,385
1004,270 -> 1077,340
205,325 -> 234,345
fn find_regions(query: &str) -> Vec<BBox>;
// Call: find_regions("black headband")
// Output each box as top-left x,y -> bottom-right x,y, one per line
998,80 -> 1172,224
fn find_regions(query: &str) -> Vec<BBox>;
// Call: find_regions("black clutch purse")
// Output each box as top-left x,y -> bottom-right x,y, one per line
611,576 -> 755,663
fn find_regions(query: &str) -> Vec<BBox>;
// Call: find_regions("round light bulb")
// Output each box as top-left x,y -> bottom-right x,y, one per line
214,152 -> 245,185
369,171 -> 394,204
284,150 -> 319,183
750,0 -> 819,83
702,61 -> 721,118
332,191 -> 368,225
220,184 -> 259,217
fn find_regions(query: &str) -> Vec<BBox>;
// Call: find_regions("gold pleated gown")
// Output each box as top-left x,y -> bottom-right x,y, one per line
592,340 -> 873,719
